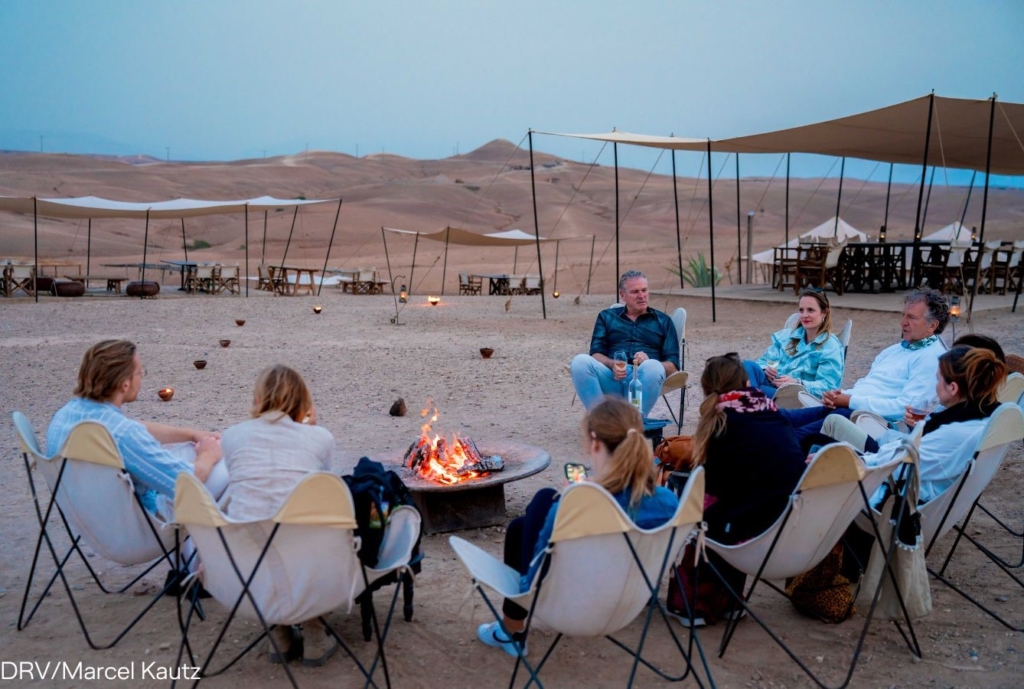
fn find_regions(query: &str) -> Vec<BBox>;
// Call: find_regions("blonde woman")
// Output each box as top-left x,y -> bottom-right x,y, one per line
476,397 -> 678,657
220,364 -> 339,667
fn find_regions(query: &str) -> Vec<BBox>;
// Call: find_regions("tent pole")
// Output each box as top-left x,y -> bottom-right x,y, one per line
181,218 -> 189,262
785,153 -> 790,247
513,246 -> 518,273
671,148 -> 683,289
441,227 -> 450,296
883,163 -> 893,231
735,154 -> 742,284
528,130 -> 547,319
614,141 -> 620,293
833,157 -> 845,238
912,92 -> 935,284
279,207 -> 298,275
587,235 -> 595,294
140,210 -> 150,296
553,240 -> 559,293
244,207 -> 249,297
921,166 -> 936,231
318,199 -> 343,297
409,232 -> 419,296
706,140 -> 716,323
968,95 -> 997,321
33,197 -> 38,303
86,219 -> 92,275
382,226 -> 399,322
261,211 -> 268,264
958,171 -> 977,230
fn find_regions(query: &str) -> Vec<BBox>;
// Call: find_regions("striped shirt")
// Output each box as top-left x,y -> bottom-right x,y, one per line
46,397 -> 194,514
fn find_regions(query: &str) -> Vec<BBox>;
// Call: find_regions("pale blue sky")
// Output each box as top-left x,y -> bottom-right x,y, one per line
2,1 -> 1022,185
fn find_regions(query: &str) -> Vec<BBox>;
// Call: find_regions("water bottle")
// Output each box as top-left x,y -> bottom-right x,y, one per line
629,364 -> 643,412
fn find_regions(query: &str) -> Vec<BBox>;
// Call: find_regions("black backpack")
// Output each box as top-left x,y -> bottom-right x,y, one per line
343,456 -> 422,570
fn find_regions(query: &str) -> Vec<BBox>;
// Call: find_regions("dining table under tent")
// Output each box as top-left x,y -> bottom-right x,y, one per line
750,217 -> 867,284
0,195 -> 343,301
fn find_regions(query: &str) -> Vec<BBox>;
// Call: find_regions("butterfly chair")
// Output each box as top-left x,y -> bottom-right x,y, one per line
706,442 -> 914,689
914,403 -> 1024,631
172,471 -> 420,689
772,315 -> 851,410
13,413 -> 182,649
449,469 -> 713,689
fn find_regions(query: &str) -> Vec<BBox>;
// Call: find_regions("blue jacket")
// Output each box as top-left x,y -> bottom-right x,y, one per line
521,485 -> 679,591
755,326 -> 844,398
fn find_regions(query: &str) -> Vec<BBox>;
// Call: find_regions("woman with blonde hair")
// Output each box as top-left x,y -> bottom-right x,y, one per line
220,364 -> 339,667
671,354 -> 807,626
743,288 -> 844,399
476,396 -> 678,657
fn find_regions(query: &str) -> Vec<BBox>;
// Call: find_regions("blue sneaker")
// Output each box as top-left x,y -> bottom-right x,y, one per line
477,621 -> 527,658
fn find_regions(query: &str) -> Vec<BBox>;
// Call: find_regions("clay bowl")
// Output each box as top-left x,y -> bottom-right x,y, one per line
313,305 -> 323,314
157,388 -> 174,402
219,339 -> 231,348
235,319 -> 246,327
193,360 -> 207,370
480,347 -> 494,359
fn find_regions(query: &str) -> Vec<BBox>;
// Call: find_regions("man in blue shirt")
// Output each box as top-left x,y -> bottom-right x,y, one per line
570,270 -> 679,417
47,339 -> 226,517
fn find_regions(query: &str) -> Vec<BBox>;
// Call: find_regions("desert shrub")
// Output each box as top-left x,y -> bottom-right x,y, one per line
669,253 -> 721,288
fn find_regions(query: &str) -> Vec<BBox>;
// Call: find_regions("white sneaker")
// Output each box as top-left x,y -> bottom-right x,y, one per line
666,608 -> 706,628
477,621 -> 528,658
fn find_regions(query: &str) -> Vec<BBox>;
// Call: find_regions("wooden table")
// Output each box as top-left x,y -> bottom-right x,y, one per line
65,275 -> 127,294
472,273 -> 514,295
103,262 -> 180,283
839,242 -> 916,293
35,260 -> 82,277
272,265 -> 319,296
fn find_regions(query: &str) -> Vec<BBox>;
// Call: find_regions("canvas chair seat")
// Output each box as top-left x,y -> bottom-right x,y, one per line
173,471 -> 420,687
13,414 -> 182,650
450,469 -> 711,688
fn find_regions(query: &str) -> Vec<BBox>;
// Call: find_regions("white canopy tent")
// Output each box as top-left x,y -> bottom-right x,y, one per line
0,195 -> 343,300
751,217 -> 867,266
922,221 -> 971,243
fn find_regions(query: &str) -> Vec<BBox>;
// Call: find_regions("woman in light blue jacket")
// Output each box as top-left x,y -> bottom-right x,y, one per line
743,288 -> 844,399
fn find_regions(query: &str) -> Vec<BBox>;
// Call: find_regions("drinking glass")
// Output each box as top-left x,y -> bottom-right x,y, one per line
907,395 -> 936,423
613,350 -> 628,377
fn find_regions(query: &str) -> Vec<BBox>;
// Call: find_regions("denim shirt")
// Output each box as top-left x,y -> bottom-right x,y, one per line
520,485 -> 679,591
589,307 -> 680,369
755,326 -> 844,398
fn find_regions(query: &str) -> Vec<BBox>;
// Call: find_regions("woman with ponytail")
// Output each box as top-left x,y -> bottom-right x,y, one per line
477,396 -> 678,657
670,354 -> 807,626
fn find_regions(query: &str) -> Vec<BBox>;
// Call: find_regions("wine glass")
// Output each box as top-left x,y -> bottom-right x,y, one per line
907,395 -> 937,423
613,350 -> 627,376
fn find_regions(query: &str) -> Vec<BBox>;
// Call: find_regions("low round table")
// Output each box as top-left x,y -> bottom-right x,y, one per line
375,440 -> 550,534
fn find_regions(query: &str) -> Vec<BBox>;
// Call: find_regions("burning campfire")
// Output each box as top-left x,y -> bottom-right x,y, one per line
403,402 -> 504,485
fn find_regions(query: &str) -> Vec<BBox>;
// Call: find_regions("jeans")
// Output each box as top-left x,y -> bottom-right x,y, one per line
779,406 -> 853,450
502,488 -> 558,621
743,360 -> 777,398
570,354 -> 665,418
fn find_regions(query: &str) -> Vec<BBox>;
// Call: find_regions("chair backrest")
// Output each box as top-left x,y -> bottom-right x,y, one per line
44,421 -> 175,565
10,264 -> 34,279
358,270 -> 375,282
838,319 -> 853,360
174,471 -> 367,625
524,275 -> 541,289
527,468 -> 704,636
219,265 -> 238,279
853,411 -> 890,440
12,411 -> 45,460
195,265 -> 214,279
670,308 -> 687,368
784,312 -> 800,330
710,444 -> 904,580
998,372 -> 1024,405
459,273 -> 469,284
921,403 -> 1024,549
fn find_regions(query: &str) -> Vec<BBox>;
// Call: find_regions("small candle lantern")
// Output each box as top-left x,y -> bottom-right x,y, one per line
949,295 -> 960,339
552,290 -> 560,299
399,285 -> 408,303
878,225 -> 886,243
313,305 -> 323,314
157,387 -> 174,401
971,227 -> 977,242
427,296 -> 440,306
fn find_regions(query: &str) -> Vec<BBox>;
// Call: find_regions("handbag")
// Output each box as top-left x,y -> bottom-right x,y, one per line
855,443 -> 932,622
655,435 -> 694,486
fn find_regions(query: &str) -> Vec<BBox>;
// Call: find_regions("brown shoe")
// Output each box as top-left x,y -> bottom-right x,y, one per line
267,625 -> 301,664
301,618 -> 339,668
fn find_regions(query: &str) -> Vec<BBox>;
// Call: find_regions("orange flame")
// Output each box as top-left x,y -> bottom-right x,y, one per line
409,401 -> 483,484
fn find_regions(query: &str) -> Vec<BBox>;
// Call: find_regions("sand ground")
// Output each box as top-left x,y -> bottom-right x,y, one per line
1,288 -> 1022,688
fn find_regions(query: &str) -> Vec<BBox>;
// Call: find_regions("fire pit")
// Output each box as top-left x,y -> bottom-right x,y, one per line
378,440 -> 550,534
376,403 -> 549,533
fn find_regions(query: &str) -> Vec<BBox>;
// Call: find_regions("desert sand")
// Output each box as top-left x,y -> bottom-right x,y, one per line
1,286 -> 1022,688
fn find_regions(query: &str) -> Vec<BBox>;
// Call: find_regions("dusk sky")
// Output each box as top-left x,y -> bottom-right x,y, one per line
2,1 -> 1022,185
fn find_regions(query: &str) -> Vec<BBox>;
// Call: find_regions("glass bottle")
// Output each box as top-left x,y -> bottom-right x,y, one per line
628,364 -> 643,412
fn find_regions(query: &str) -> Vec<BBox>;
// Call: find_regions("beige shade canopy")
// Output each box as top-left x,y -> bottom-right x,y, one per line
0,195 -> 338,219
548,95 -> 1024,176
383,226 -> 560,246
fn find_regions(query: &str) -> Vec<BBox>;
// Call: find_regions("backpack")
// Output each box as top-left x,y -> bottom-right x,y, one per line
343,456 -> 422,571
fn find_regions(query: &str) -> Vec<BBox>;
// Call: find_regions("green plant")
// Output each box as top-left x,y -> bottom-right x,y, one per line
187,239 -> 212,250
669,252 -> 722,288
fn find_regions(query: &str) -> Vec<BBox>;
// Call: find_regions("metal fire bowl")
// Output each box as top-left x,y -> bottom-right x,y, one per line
375,440 -> 551,534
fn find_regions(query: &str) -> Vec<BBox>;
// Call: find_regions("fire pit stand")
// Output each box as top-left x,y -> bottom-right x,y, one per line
377,440 -> 550,534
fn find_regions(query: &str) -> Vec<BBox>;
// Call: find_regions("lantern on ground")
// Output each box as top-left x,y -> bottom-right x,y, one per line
428,296 -> 440,306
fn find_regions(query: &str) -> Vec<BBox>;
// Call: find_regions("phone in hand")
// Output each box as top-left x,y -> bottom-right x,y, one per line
564,463 -> 588,484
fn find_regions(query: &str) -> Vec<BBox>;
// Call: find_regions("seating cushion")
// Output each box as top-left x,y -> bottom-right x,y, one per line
126,281 -> 160,298
52,280 -> 85,297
